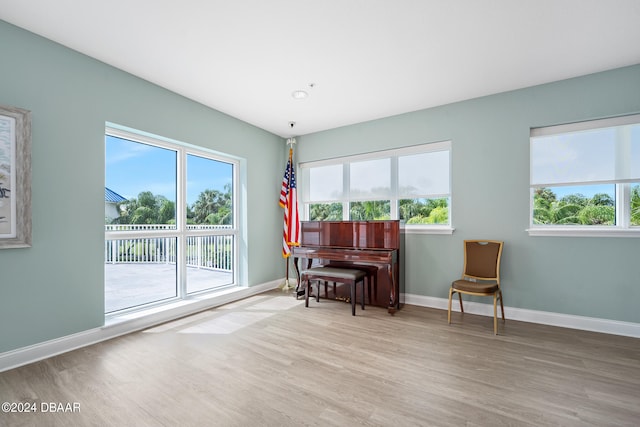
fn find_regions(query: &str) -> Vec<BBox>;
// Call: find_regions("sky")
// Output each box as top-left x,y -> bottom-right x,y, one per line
105,135 -> 232,206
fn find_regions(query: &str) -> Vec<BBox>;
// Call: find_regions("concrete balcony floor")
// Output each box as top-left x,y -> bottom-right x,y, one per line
105,263 -> 233,313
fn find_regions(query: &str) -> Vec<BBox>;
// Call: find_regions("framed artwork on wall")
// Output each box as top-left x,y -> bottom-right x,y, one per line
0,104 -> 31,248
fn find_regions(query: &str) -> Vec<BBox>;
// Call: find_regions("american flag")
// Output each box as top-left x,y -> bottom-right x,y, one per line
280,148 -> 300,257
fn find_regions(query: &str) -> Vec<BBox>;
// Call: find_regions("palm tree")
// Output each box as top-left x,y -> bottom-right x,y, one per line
192,189 -> 218,223
425,206 -> 448,224
400,198 -> 448,224
553,204 -> 581,224
191,185 -> 232,225
578,205 -> 615,225
533,188 -> 618,225
349,201 -> 390,220
310,203 -> 342,220
113,191 -> 175,225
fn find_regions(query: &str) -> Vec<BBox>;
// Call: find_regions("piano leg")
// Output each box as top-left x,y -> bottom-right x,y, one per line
386,264 -> 397,315
293,256 -> 310,299
304,277 -> 309,307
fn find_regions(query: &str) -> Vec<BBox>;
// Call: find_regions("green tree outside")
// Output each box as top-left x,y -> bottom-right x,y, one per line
309,203 -> 343,220
111,191 -> 176,225
110,184 -> 232,226
350,201 -> 391,220
532,187 -> 631,225
308,198 -> 449,224
108,187 -> 233,264
191,184 -> 232,225
632,185 -> 640,226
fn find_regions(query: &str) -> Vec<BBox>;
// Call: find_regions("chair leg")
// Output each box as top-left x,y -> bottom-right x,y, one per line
493,293 -> 498,335
458,292 -> 464,313
315,281 -> 320,303
499,290 -> 505,321
305,279 -> 310,308
448,288 -> 453,324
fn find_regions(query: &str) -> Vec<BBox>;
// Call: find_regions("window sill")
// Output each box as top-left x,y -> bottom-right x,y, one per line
402,226 -> 455,235
527,227 -> 640,238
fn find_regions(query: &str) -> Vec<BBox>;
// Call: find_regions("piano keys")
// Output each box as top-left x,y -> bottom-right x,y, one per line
292,220 -> 401,314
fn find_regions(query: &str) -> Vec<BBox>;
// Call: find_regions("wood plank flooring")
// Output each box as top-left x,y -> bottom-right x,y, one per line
1,290 -> 639,426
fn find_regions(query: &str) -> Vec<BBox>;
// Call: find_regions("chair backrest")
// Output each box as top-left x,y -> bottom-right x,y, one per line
463,240 -> 503,282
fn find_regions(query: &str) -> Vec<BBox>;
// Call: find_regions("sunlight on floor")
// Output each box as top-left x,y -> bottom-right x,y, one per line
142,311 -> 216,333
245,295 -> 303,311
143,292 -> 304,335
178,311 -> 275,335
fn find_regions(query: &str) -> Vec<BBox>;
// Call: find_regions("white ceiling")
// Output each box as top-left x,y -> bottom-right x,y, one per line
1,0 -> 640,138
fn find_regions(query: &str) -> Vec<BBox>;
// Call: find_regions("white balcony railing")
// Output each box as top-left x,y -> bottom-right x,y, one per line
105,224 -> 233,272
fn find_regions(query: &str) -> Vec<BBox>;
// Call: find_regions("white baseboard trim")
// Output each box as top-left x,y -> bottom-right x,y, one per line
403,293 -> 640,339
0,280 -> 282,373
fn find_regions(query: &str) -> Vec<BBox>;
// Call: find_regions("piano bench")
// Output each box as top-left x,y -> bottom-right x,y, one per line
302,266 -> 367,316
326,263 -> 377,303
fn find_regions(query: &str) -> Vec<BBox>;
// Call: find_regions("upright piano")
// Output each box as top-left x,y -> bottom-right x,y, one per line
292,220 -> 401,314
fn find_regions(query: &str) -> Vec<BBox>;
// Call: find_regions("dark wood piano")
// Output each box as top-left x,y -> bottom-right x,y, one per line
292,220 -> 401,314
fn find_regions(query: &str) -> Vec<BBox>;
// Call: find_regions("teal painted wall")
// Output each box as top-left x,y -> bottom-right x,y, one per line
0,21 -> 285,353
1,17 -> 638,355
297,64 -> 640,323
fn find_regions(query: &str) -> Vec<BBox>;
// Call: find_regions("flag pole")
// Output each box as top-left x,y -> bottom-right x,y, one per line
279,137 -> 297,291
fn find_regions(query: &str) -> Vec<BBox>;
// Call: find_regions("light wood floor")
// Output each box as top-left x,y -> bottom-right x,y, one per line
1,290 -> 639,426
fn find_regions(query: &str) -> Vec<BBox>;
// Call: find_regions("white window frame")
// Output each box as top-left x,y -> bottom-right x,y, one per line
299,141 -> 453,235
528,114 -> 640,237
105,124 -> 240,315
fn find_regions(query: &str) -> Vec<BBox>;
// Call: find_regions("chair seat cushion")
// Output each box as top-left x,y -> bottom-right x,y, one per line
452,279 -> 499,293
302,266 -> 366,281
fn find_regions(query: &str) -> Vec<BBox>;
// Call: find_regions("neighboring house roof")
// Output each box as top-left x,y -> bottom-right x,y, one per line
105,187 -> 127,203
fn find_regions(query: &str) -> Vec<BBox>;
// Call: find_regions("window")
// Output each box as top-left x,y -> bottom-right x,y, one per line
300,141 -> 452,233
105,125 -> 238,314
529,114 -> 640,236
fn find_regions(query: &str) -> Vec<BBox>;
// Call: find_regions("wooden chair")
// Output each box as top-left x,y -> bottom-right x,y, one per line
448,240 -> 504,334
303,266 -> 367,316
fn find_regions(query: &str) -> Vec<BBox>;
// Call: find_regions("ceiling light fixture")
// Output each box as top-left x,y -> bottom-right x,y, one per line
291,90 -> 308,99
